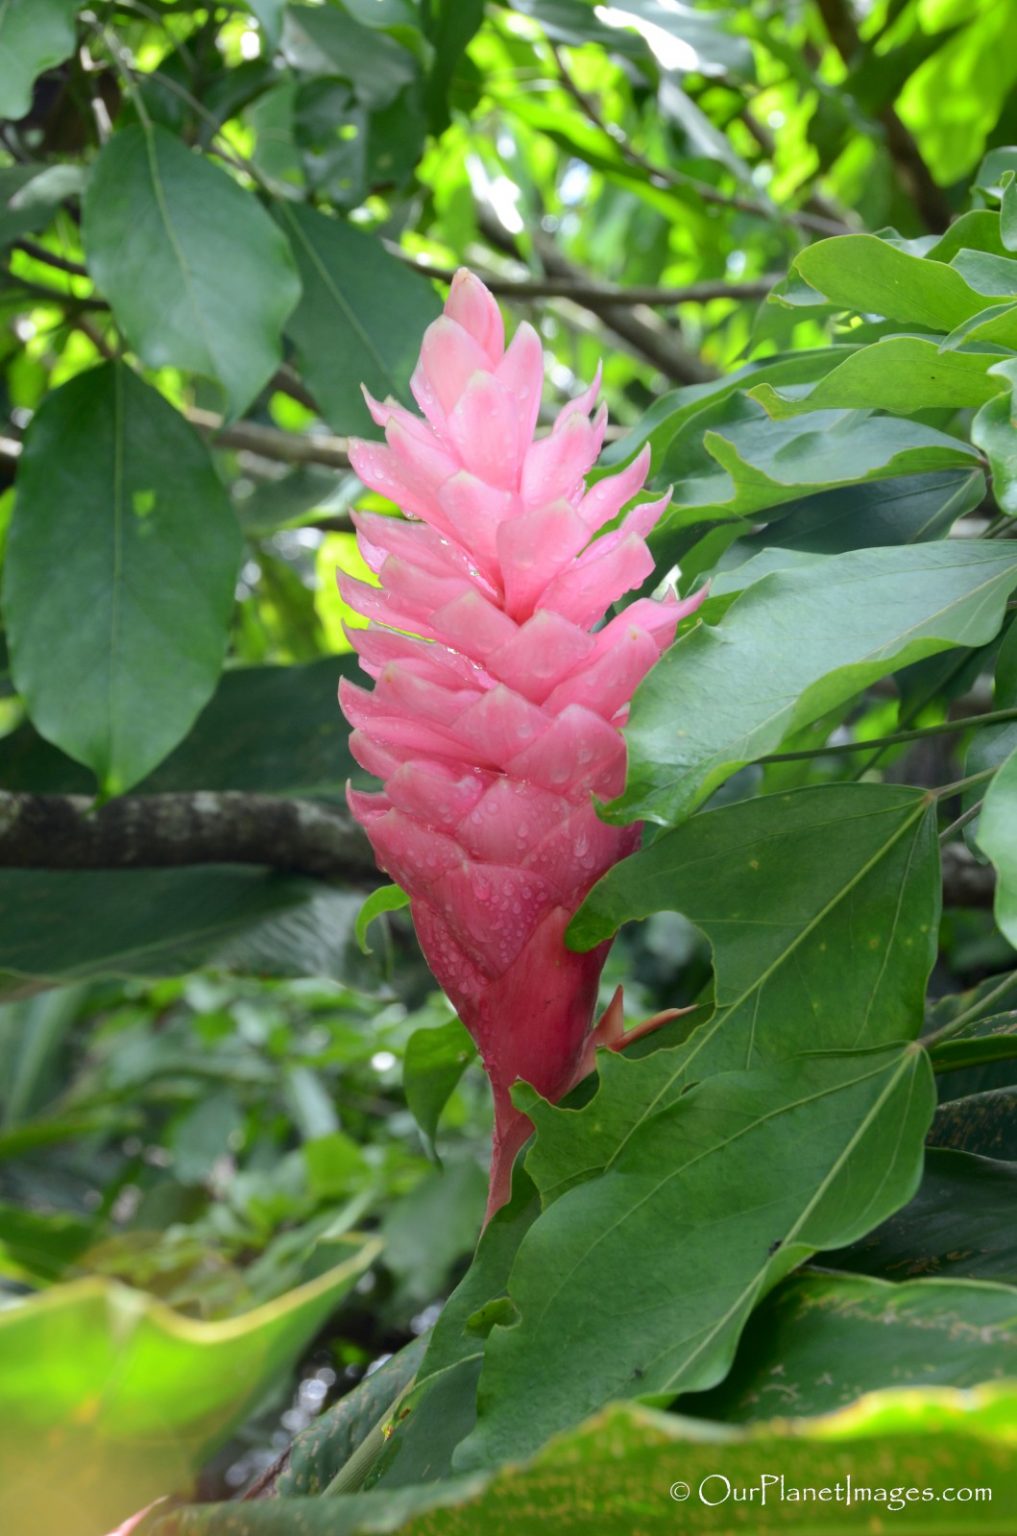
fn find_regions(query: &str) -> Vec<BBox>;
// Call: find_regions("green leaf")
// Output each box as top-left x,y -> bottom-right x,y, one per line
930,1088 -> 1017,1162
684,1271 -> 1017,1423
727,469 -> 984,562
0,1239 -> 379,1536
608,541 -> 1017,826
0,0 -> 78,120
140,1389 -> 1017,1534
356,883 -> 410,954
929,1015 -> 1017,1075
423,0 -> 485,132
751,337 -> 1002,417
0,163 -> 82,248
458,1045 -> 933,1469
403,1015 -> 477,1155
657,395 -> 977,530
0,867 -> 374,994
82,125 -> 301,420
826,1148 -> 1017,1283
2,364 -> 241,795
976,743 -> 1017,945
281,3 -> 419,107
244,0 -> 285,48
557,783 -> 938,1195
381,1157 -> 487,1306
0,655 -> 363,797
276,1334 -> 428,1496
973,375 -> 1017,516
277,204 -> 441,436
791,233 -> 1008,329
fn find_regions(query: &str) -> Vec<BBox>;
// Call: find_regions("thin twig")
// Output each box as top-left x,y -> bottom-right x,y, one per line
758,706 -> 1017,764
11,239 -> 89,279
939,797 -> 985,846
392,254 -> 780,307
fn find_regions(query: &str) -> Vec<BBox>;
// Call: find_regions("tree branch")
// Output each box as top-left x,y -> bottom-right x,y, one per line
815,0 -> 952,232
393,255 -> 780,307
0,790 -> 379,882
0,414 -> 353,474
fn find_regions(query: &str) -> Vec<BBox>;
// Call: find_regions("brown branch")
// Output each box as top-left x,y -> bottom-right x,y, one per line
394,254 -> 780,307
0,412 -> 352,474
186,408 -> 352,470
814,0 -> 952,232
11,239 -> 89,278
0,790 -> 379,882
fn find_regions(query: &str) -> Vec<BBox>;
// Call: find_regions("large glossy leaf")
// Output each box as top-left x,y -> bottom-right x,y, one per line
458,1045 -> 932,1468
608,541 -> 1017,825
0,0 -> 78,119
790,234 -> 1008,328
684,1271 -> 1017,1422
0,1238 -> 379,1536
2,364 -> 242,795
143,1388 -> 1017,1535
725,469 -> 984,563
83,125 -> 301,419
278,205 -> 441,436
0,867 -> 373,995
751,336 -> 1002,416
559,783 -> 937,1194
657,394 -> 977,529
826,1148 -> 1017,1283
0,656 -> 362,798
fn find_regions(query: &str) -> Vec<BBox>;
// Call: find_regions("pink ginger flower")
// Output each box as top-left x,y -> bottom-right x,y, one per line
340,271 -> 701,1219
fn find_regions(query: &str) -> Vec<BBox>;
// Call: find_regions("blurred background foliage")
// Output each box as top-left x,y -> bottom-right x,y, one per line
2,1 -> 1017,1532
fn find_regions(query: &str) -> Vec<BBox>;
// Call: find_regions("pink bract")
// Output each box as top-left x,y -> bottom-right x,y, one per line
340,270 -> 702,1219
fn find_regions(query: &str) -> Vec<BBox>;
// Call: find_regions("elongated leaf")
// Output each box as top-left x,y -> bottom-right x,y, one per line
281,3 -> 418,106
276,1334 -> 428,1496
0,655 -> 363,798
0,1239 -> 378,1536
2,364 -> 241,795
607,542 -> 1017,825
752,337 -> 1002,417
930,1087 -> 1017,1161
685,1271 -> 1017,1422
657,394 -> 977,528
791,234 -> 1007,328
278,205 -> 441,436
929,1015 -> 1017,1075
825,1148 -> 1017,1283
0,867 -> 372,995
976,743 -> 1017,944
0,0 -> 78,119
458,1045 -> 932,1468
83,125 -> 301,419
727,468 -> 984,562
145,1389 -> 1017,1534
